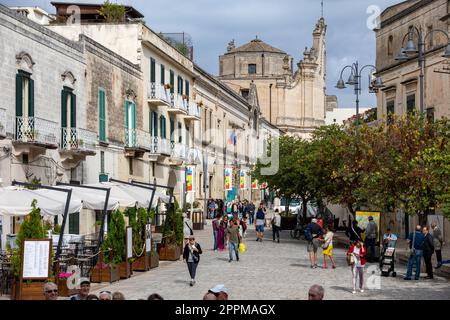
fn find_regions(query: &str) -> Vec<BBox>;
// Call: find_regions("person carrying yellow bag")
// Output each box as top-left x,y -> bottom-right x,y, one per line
239,242 -> 246,254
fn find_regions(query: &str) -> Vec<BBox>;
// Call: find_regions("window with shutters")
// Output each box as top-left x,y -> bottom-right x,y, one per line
170,117 -> 175,142
248,64 -> 257,74
98,88 -> 107,142
160,115 -> 166,139
160,64 -> 165,85
150,58 -> 156,83
177,76 -> 183,95
170,70 -> 175,93
15,71 -> 34,138
61,87 -> 76,129
125,100 -> 136,146
178,122 -> 182,143
185,80 -> 190,98
150,111 -> 158,137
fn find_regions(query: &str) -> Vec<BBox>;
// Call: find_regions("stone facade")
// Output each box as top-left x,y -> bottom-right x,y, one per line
375,0 -> 450,119
219,18 -> 330,138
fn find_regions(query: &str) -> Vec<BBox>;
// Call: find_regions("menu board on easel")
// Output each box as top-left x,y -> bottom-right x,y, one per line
21,239 -> 52,280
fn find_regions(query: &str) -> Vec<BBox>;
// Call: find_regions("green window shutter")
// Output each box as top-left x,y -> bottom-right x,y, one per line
124,100 -> 129,130
177,76 -> 183,95
150,58 -> 156,83
70,93 -> 76,128
170,70 -> 175,93
160,65 -> 165,85
16,73 -> 23,117
185,80 -> 190,97
131,102 -> 136,145
170,118 -> 174,142
151,111 -> 158,137
61,90 -> 67,128
160,116 -> 166,139
178,122 -> 182,143
28,78 -> 34,117
99,90 -> 106,142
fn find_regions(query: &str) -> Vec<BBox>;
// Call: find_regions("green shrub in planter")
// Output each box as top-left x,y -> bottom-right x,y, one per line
101,210 -> 126,265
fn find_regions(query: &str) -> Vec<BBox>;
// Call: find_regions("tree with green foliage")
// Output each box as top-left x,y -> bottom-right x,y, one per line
162,199 -> 183,247
101,210 -> 126,265
97,0 -> 126,23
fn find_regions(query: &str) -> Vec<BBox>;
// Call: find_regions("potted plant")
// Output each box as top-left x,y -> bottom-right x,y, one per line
10,200 -> 50,300
126,207 -> 152,272
91,210 -> 123,283
57,272 -> 77,297
159,199 -> 183,261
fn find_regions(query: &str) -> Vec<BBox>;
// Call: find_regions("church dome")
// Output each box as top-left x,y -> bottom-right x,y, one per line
227,38 -> 286,54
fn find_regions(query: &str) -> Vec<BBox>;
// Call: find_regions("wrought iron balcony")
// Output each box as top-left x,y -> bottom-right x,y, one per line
148,82 -> 173,107
146,136 -> 171,156
60,127 -> 97,155
188,147 -> 202,164
184,102 -> 201,121
167,94 -> 188,115
14,116 -> 59,148
124,128 -> 152,151
171,142 -> 189,161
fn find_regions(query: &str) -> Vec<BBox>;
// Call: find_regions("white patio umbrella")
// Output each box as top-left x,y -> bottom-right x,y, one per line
55,185 -> 120,211
0,186 -> 82,217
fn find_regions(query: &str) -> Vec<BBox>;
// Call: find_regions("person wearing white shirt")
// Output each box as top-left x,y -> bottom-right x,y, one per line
272,209 -> 282,243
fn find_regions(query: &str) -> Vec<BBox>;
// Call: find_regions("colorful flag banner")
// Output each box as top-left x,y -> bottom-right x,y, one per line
186,166 -> 195,192
240,170 -> 247,190
252,179 -> 258,190
228,129 -> 237,146
261,181 -> 268,189
225,168 -> 233,191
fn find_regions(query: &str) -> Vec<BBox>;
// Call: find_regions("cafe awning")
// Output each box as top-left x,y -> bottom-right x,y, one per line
0,186 -> 82,217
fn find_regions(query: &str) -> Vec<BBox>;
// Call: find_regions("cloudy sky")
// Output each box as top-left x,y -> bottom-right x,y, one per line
4,0 -> 401,108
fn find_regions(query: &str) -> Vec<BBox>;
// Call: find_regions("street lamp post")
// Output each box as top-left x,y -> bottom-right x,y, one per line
335,61 -> 385,119
395,27 -> 450,114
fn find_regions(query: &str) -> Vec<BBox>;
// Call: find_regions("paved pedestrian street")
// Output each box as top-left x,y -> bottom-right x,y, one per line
91,223 -> 450,300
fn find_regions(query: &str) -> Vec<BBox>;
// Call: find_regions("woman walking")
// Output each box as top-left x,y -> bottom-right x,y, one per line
347,240 -> 367,294
321,225 -> 336,269
217,215 -> 228,251
183,235 -> 203,287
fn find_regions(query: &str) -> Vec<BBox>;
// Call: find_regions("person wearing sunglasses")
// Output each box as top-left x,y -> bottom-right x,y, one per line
43,282 -> 58,300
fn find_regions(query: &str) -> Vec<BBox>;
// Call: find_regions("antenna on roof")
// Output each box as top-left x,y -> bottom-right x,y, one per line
321,0 -> 324,17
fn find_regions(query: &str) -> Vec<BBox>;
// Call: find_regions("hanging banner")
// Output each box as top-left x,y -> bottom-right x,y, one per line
261,181 -> 268,189
240,170 -> 247,190
252,179 -> 258,190
225,168 -> 233,191
186,166 -> 195,193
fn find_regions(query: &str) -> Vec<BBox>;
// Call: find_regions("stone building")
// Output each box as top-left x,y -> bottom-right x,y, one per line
0,4 -> 97,244
375,0 -> 450,120
219,17 -> 331,138
374,0 -> 450,241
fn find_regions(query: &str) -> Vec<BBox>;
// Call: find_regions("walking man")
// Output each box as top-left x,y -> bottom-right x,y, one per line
255,203 -> 266,242
431,222 -> 444,268
227,218 -> 241,262
247,201 -> 256,225
272,209 -> 281,243
404,225 -> 425,280
306,218 -> 323,268
364,216 -> 378,262
422,227 -> 435,280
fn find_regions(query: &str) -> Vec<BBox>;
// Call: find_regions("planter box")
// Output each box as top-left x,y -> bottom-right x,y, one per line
132,255 -> 149,272
57,278 -> 78,297
90,264 -> 120,283
119,261 -> 132,279
159,245 -> 181,261
13,281 -> 46,300
150,252 -> 159,269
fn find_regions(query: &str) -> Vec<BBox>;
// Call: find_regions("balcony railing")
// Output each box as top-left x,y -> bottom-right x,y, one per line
188,147 -> 202,164
169,94 -> 188,114
15,116 -> 58,146
148,82 -> 173,106
171,142 -> 188,161
124,128 -> 152,151
61,127 -> 97,153
186,102 -> 201,119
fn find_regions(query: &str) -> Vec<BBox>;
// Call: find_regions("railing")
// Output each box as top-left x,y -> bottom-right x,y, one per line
61,127 -> 97,152
124,128 -> 152,150
188,147 -> 202,164
171,142 -> 188,161
171,94 -> 188,113
148,82 -> 173,106
187,102 -> 201,119
15,116 -> 58,146
147,136 -> 171,155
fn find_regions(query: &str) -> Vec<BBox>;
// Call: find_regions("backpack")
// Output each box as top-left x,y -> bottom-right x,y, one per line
304,226 -> 313,242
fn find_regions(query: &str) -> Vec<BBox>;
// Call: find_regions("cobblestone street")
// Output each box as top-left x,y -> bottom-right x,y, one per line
91,222 -> 450,300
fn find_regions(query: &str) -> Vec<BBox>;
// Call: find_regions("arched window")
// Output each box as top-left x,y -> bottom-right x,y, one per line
387,35 -> 393,56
